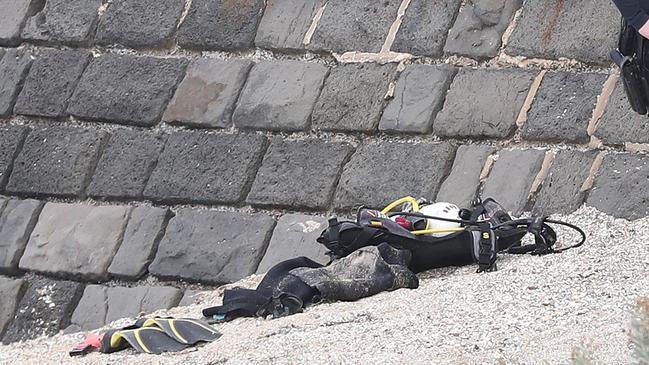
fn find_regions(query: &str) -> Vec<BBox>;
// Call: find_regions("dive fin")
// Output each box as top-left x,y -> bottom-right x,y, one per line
95,317 -> 220,355
139,318 -> 221,345
101,327 -> 188,354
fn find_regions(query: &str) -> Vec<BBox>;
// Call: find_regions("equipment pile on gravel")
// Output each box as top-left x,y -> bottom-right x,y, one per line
0,206 -> 647,365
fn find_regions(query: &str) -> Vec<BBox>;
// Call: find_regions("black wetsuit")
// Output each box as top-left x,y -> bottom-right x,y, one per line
613,0 -> 649,31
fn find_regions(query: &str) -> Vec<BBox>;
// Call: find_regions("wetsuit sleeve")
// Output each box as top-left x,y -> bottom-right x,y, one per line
613,0 -> 649,31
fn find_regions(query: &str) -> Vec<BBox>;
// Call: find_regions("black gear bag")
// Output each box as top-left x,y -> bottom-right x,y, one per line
317,198 -> 585,273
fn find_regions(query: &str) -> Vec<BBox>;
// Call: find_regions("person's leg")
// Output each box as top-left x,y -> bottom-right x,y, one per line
616,19 -> 649,115
636,31 -> 649,107
620,19 -> 637,55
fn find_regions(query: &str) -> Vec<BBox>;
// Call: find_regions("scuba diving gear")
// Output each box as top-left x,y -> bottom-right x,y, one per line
417,202 -> 462,237
291,243 -> 418,301
100,326 -> 187,355
69,317 -> 220,356
202,244 -> 418,322
320,207 -> 482,272
612,19 -> 649,115
199,197 -> 584,324
317,197 -> 586,273
134,318 -> 221,345
202,257 -> 323,321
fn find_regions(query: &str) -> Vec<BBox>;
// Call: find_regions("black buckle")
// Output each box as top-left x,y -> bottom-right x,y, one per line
257,293 -> 304,319
476,224 -> 497,273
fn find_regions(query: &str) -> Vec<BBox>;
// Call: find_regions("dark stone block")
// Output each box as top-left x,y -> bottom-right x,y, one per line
312,63 -> 397,132
0,198 -> 43,273
22,0 -> 101,45
0,277 -> 24,339
256,214 -> 329,274
7,126 -> 106,197
434,68 -> 535,139
444,0 -> 522,59
255,0 -> 321,50
533,150 -> 598,215
506,0 -> 618,65
595,80 -> 649,145
522,72 -> 606,143
0,125 -> 28,190
105,286 -> 181,323
87,129 -> 165,199
70,285 -> 181,330
144,132 -> 267,204
67,54 -> 187,126
149,209 -> 275,284
247,138 -> 353,209
179,290 -> 204,306
481,149 -> 546,215
108,206 -> 170,280
308,0 -> 401,53
436,145 -> 496,208
163,59 -> 253,129
67,285 -> 104,331
392,0 -> 463,57
0,0 -> 34,46
0,49 -> 32,117
587,153 -> 649,220
379,64 -> 456,134
96,0 -> 184,48
19,203 -> 130,280
2,277 -> 83,344
334,141 -> 456,210
14,49 -> 91,118
178,0 -> 265,51
233,61 -> 328,131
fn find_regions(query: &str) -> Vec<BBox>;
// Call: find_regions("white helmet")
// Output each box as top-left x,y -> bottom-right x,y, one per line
418,202 -> 461,237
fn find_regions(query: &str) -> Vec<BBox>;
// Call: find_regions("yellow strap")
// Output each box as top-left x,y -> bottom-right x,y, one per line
182,319 -> 219,334
113,327 -> 166,353
411,227 -> 466,235
141,319 -> 158,328
110,332 -> 122,348
381,196 -> 419,214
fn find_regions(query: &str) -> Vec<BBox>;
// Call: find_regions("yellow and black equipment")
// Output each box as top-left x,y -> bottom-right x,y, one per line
318,197 -> 586,273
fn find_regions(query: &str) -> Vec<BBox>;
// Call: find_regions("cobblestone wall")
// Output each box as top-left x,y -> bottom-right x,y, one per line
0,0 -> 647,343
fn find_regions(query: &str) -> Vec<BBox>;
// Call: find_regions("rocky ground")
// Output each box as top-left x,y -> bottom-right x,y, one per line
0,206 -> 646,365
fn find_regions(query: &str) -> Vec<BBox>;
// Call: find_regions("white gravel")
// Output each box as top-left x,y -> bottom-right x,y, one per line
1,206 -> 647,365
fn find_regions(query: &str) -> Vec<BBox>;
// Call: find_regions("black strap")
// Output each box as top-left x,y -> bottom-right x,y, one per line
469,205 -> 485,224
495,216 -> 585,255
476,223 -> 497,273
544,219 -> 585,253
202,288 -> 268,319
202,257 -> 322,321
327,217 -> 340,246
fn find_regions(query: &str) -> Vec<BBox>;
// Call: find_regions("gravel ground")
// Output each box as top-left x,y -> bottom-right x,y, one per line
1,206 -> 647,365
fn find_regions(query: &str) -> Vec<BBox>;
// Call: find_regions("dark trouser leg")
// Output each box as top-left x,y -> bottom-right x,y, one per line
616,19 -> 649,115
